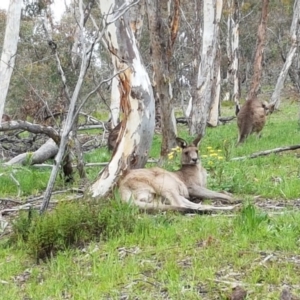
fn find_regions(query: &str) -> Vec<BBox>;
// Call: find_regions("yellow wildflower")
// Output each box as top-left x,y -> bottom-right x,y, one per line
202,155 -> 208,158
168,153 -> 174,160
207,146 -> 212,149
218,156 -> 224,160
217,149 -> 222,152
210,153 -> 218,157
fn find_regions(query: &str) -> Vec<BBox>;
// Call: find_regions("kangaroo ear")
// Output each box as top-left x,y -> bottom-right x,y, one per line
192,134 -> 203,147
176,137 -> 188,149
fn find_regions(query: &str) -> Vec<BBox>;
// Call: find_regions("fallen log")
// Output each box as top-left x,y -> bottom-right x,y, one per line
4,139 -> 58,165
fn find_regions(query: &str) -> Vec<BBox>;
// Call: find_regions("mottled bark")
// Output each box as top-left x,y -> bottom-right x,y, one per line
190,0 -> 222,135
247,0 -> 269,101
90,0 -> 155,198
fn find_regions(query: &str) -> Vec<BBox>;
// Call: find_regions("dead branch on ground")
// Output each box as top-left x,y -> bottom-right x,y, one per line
231,144 -> 300,161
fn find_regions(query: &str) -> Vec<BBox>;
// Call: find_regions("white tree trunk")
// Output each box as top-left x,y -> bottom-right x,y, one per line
0,0 -> 22,122
226,0 -> 240,106
208,0 -> 223,127
190,0 -> 222,135
271,0 -> 300,110
90,0 -> 155,198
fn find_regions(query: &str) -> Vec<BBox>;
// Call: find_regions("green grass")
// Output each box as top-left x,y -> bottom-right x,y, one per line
1,204 -> 300,298
1,98 -> 300,298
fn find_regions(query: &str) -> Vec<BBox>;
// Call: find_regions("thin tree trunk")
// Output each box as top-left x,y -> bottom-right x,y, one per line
90,0 -> 155,198
208,0 -> 223,127
190,0 -> 221,136
271,0 -> 300,110
41,0 -> 100,213
188,0 -> 201,120
146,0 -> 180,157
246,0 -> 269,101
226,0 -> 240,106
0,0 -> 22,122
209,67 -> 221,126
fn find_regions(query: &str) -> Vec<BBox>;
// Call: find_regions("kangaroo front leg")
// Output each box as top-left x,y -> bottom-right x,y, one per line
188,186 -> 233,203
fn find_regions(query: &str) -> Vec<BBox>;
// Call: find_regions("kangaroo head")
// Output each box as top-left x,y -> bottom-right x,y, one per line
176,135 -> 202,166
262,101 -> 275,115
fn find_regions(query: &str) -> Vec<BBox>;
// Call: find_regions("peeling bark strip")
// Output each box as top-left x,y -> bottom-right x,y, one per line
90,0 -> 155,198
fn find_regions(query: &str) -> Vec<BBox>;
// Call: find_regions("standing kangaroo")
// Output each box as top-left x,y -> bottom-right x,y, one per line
119,136 -> 233,211
236,97 -> 275,144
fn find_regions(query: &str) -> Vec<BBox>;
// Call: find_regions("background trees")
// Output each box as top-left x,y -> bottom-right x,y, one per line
0,0 -> 299,207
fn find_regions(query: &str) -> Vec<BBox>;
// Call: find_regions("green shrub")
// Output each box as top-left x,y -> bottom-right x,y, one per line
10,197 -> 140,261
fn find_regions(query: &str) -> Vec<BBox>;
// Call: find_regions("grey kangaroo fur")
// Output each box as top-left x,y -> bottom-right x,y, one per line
119,135 -> 233,211
237,97 -> 275,144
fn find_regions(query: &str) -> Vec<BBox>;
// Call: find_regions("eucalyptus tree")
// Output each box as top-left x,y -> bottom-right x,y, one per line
225,0 -> 241,107
0,0 -> 22,122
146,0 -> 180,157
190,0 -> 223,136
90,0 -> 155,198
246,0 -> 269,101
270,0 -> 300,109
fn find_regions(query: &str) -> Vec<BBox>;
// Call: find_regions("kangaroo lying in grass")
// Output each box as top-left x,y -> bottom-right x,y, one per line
236,97 -> 275,144
119,135 -> 234,211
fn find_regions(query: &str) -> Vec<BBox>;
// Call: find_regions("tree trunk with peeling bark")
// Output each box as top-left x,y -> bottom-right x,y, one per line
190,0 -> 222,136
109,0 -> 146,129
270,0 -> 300,110
90,0 -> 155,198
0,0 -> 22,122
146,0 -> 180,157
246,0 -> 269,101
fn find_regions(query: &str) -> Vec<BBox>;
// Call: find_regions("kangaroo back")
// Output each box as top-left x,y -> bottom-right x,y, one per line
237,98 -> 272,144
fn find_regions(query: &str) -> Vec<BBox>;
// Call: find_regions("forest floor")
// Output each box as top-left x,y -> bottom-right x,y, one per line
1,96 -> 300,299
